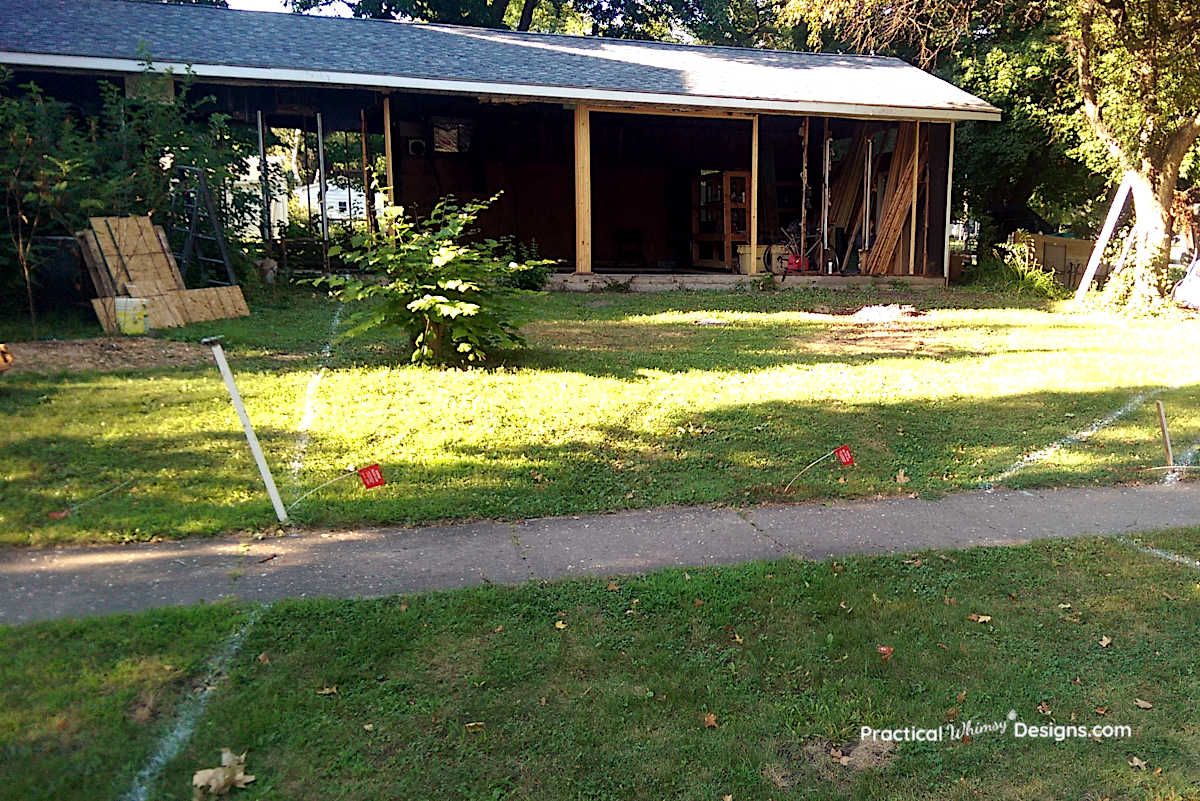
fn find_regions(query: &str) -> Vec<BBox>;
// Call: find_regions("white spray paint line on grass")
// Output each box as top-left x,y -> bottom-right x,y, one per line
121,604 -> 267,801
289,304 -> 342,481
1164,438 -> 1200,485
979,391 -> 1157,490
1116,536 -> 1200,571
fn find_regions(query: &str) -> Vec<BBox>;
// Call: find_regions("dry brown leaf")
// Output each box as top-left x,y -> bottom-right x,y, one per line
606,581 -> 620,591
945,707 -> 959,722
1099,635 -> 1112,648
1128,756 -> 1147,770
1095,705 -> 1109,716
944,596 -> 957,606
956,690 -> 967,703
399,602 -> 409,613
1071,677 -> 1083,686
494,625 -> 504,633
1133,698 -> 1153,709
1153,767 -> 1163,776
256,652 -> 269,665
465,721 -> 485,731
363,723 -> 374,732
704,712 -> 719,729
722,795 -> 733,801
694,598 -> 705,607
1036,701 -> 1051,715
315,686 -> 338,696
192,748 -> 255,798
554,620 -> 567,630
731,632 -> 744,645
896,469 -> 910,485
966,613 -> 992,624
877,645 -> 894,662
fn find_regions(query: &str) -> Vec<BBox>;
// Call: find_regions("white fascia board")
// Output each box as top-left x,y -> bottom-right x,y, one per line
0,51 -> 1003,123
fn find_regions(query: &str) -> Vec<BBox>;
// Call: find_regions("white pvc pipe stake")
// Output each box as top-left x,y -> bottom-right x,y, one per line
205,339 -> 289,524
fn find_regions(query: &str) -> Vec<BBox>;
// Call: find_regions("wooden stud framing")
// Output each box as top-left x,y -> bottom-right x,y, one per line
382,94 -> 395,205
943,121 -> 956,282
574,104 -> 592,274
910,121 -> 920,275
749,115 -> 760,275
799,118 -> 809,266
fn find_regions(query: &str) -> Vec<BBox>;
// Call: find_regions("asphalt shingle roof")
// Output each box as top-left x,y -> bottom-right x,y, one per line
0,0 -> 1001,120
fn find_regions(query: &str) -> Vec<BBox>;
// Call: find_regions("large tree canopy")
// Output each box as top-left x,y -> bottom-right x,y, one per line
785,0 -> 1200,309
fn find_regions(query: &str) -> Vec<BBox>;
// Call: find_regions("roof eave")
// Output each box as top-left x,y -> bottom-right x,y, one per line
0,51 -> 1004,123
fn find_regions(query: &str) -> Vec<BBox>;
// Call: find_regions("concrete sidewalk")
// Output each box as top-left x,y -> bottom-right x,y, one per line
2,484 -> 1197,624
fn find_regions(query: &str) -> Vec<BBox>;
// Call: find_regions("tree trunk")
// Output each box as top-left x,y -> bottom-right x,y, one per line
515,0 -> 539,30
1102,169 -> 1174,311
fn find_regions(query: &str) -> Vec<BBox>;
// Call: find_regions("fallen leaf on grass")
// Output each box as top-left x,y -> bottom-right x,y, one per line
731,632 -> 744,645
1095,706 -> 1109,716
944,596 -> 957,606
1071,677 -> 1083,686
693,598 -> 705,607
957,690 -> 967,703
704,713 -> 719,728
192,748 -> 255,798
1128,756 -> 1148,770
493,625 -> 504,633
722,795 -> 732,801
1133,698 -> 1154,709
1099,635 -> 1112,648
363,723 -> 374,732
945,707 -> 959,722
399,602 -> 409,613
606,581 -> 620,591
465,721 -> 485,731
257,652 -> 269,665
966,613 -> 992,624
1036,701 -> 1051,715
554,620 -> 567,630
877,645 -> 894,663
896,469 -> 910,485
315,686 -> 338,696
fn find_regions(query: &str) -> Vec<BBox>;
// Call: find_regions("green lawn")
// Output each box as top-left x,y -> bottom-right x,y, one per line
2,286 -> 1199,545
3,533 -> 1199,800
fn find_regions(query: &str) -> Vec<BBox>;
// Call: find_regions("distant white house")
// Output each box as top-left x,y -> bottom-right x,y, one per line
292,181 -> 386,223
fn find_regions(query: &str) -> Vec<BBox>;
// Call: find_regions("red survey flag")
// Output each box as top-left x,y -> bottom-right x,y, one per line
834,445 -> 855,466
358,464 -> 385,489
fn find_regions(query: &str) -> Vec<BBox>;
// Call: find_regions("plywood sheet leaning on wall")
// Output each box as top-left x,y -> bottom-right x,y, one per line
864,123 -> 919,275
79,215 -> 249,334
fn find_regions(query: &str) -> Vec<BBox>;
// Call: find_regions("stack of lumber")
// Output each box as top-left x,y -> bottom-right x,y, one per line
829,124 -> 869,230
78,216 -> 249,333
863,123 -> 919,275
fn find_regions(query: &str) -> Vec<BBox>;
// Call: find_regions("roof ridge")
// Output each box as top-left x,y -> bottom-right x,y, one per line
84,0 -> 903,65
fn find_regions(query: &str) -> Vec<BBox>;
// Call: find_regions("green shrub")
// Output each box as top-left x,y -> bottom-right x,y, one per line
497,236 -> 555,290
313,193 -> 550,366
967,238 -> 1067,299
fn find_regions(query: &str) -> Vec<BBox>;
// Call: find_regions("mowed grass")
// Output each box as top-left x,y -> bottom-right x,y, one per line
3,534 -> 1199,800
3,286 -> 1200,545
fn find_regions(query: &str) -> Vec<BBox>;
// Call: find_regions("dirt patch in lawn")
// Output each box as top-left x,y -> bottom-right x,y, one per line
4,338 -> 210,375
764,739 -> 897,790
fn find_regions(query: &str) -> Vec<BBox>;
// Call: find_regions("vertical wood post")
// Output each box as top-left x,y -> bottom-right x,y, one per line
943,121 -> 956,283
821,120 -> 831,272
574,104 -> 592,274
382,94 -> 395,206
1157,400 -> 1175,467
799,118 -> 809,266
256,109 -> 271,254
316,111 -> 329,244
360,108 -> 376,233
749,115 -> 760,275
910,121 -> 920,275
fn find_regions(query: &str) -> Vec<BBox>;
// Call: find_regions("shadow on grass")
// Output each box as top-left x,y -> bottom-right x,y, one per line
288,384 -> 1173,530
